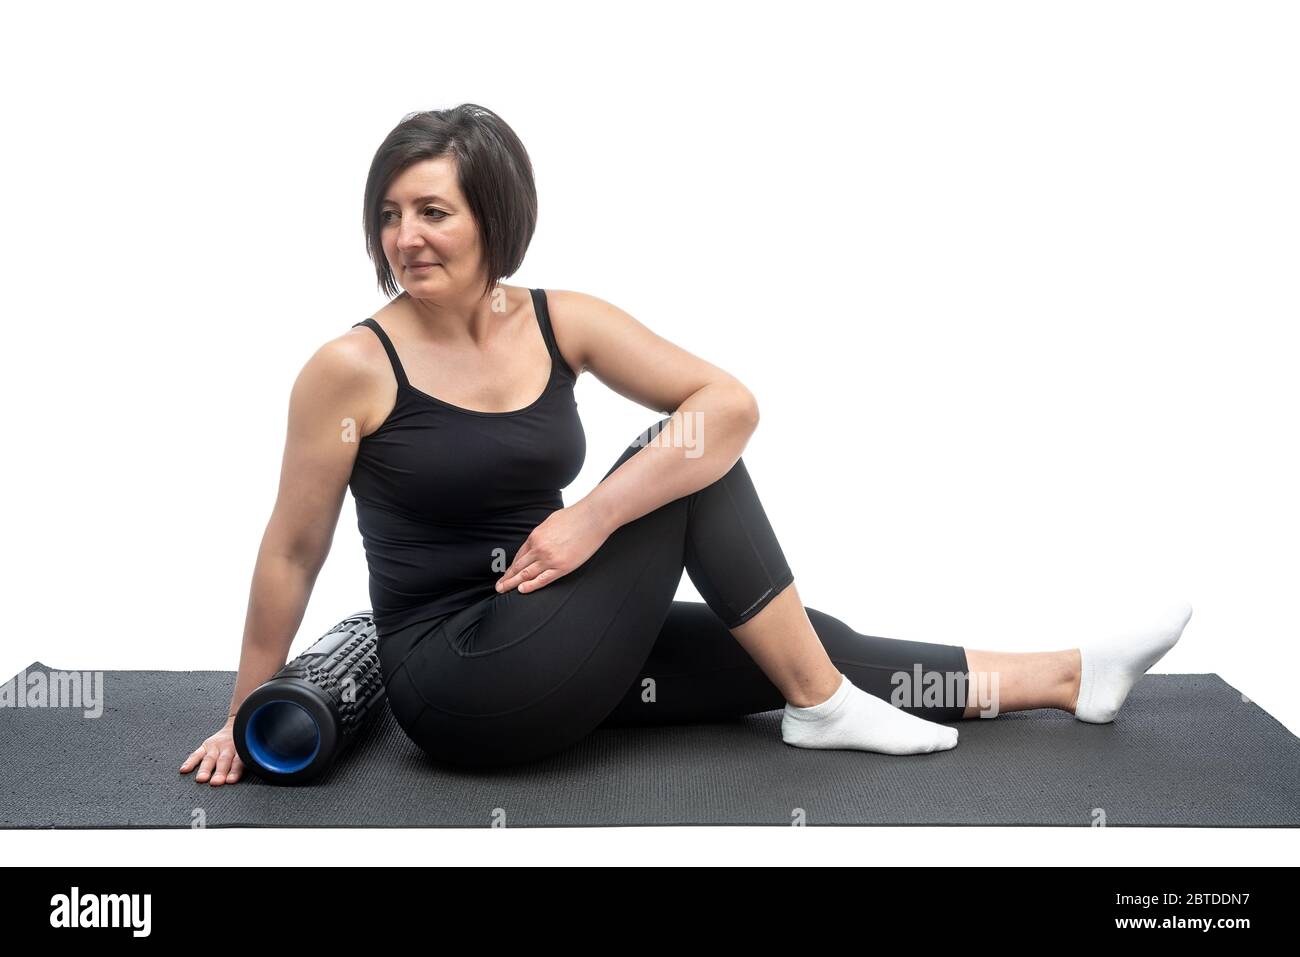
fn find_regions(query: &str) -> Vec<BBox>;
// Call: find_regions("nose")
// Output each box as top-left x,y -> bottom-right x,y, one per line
395,216 -> 425,250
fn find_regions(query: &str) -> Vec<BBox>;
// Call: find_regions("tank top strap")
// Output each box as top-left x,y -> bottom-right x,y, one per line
352,317 -> 411,389
529,288 -> 574,379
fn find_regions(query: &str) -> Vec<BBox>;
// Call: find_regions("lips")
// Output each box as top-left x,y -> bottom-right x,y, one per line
405,262 -> 438,268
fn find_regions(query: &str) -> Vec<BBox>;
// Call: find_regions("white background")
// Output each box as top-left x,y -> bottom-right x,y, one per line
2,0 -> 1296,864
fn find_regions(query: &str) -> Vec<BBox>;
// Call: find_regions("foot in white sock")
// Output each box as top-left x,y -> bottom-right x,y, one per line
781,673 -> 959,755
1073,601 -> 1193,724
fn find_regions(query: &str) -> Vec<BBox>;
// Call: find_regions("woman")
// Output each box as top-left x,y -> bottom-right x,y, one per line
181,104 -> 1192,783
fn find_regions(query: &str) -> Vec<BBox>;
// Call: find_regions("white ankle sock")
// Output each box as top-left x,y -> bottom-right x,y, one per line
1073,601 -> 1193,723
781,673 -> 960,755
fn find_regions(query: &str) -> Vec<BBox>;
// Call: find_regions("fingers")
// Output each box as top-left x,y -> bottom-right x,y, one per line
195,749 -> 218,784
497,558 -> 544,593
508,564 -> 567,594
518,568 -> 558,592
209,748 -> 236,786
179,746 -> 206,773
495,543 -> 533,591
184,744 -> 243,786
496,532 -> 571,593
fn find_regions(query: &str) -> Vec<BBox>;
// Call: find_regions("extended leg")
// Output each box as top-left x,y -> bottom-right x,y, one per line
601,590 -> 971,726
602,596 -> 1192,728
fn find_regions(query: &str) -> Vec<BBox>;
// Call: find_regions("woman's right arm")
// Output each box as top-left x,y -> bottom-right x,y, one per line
180,331 -> 382,786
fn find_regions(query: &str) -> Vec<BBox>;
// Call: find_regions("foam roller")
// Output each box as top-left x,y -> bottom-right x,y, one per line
233,611 -> 386,785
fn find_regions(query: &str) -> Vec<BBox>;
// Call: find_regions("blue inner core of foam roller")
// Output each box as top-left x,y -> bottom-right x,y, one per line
246,700 -> 321,774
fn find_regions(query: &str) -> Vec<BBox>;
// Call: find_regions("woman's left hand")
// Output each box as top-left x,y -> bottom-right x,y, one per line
495,500 -> 612,594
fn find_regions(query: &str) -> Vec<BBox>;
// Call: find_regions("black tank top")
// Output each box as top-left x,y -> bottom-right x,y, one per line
348,288 -> 586,634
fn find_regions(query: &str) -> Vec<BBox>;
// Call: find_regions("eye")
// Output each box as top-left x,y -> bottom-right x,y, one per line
380,208 -> 447,224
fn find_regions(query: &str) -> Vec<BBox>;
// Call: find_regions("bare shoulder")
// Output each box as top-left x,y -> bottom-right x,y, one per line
307,323 -> 388,386
542,287 -> 655,379
291,322 -> 393,436
541,287 -> 753,418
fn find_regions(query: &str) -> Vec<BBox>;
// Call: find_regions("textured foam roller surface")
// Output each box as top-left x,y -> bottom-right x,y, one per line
2,661 -> 1298,828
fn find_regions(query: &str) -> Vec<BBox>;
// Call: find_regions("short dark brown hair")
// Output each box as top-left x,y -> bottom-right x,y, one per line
362,104 -> 537,300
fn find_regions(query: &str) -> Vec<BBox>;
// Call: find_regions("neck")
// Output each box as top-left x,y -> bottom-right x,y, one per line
401,282 -> 504,344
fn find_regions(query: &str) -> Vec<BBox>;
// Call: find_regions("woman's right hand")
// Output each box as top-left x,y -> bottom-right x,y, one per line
179,718 -> 246,786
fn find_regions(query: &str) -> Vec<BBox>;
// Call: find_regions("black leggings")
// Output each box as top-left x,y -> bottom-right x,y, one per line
378,418 -> 971,768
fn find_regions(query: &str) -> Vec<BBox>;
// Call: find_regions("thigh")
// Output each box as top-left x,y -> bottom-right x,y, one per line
389,488 -> 693,768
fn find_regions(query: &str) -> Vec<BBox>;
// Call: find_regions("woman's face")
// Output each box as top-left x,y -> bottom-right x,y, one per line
380,156 -> 484,297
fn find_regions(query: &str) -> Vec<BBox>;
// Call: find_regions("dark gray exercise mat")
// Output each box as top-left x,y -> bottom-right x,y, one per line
2,661 -> 1298,828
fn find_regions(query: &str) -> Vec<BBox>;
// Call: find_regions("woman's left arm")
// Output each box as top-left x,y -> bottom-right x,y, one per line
493,289 -> 759,593
549,288 -> 761,532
